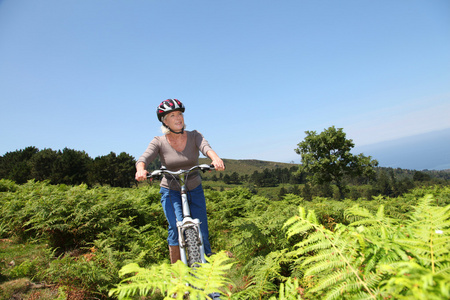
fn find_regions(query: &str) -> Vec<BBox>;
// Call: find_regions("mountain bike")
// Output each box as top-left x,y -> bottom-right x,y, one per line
148,164 -> 221,299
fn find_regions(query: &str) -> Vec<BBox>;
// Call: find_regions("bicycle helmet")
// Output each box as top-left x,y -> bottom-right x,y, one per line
156,99 -> 185,122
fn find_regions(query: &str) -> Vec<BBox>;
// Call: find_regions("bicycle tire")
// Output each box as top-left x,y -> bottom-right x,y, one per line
185,227 -> 202,268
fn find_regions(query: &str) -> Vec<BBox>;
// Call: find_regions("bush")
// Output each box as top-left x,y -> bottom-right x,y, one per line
0,179 -> 17,192
1,182 -> 449,299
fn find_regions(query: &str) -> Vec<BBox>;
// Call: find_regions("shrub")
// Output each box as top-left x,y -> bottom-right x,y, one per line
284,194 -> 450,299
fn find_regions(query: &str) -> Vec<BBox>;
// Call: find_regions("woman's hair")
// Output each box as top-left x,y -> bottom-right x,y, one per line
160,113 -> 187,134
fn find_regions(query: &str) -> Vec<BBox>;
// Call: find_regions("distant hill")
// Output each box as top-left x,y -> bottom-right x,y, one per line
199,157 -> 450,180
354,128 -> 450,171
199,158 -> 297,176
201,128 -> 450,175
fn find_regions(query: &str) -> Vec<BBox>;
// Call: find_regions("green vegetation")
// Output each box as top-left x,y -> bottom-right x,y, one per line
1,179 -> 449,299
295,126 -> 378,199
0,147 -> 137,187
1,126 -> 449,299
1,142 -> 448,199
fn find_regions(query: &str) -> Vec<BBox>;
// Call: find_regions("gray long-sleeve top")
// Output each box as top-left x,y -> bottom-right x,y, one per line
136,130 -> 213,191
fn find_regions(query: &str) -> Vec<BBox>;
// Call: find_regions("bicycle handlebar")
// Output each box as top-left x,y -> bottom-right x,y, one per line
147,164 -> 215,178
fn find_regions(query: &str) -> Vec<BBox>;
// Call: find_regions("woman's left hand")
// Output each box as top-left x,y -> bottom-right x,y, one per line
207,150 -> 225,171
211,158 -> 225,171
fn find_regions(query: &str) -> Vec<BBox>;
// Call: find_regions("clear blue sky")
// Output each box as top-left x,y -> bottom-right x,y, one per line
1,0 -> 449,165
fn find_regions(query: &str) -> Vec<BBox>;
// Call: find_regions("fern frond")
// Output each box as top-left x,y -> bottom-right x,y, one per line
375,204 -> 385,220
434,262 -> 450,276
347,204 -> 399,230
325,281 -> 359,300
188,253 -> 234,297
380,260 -> 450,300
318,270 -> 382,300
234,250 -> 293,300
396,195 -> 450,274
344,204 -> 373,220
309,270 -> 356,296
268,277 -> 302,300
110,262 -> 168,299
109,251 -> 233,300
285,206 -> 378,299
284,220 -> 316,241
293,232 -> 336,255
302,258 -> 346,277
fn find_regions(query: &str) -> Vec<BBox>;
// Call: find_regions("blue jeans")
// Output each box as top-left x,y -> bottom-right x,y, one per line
159,185 -> 212,255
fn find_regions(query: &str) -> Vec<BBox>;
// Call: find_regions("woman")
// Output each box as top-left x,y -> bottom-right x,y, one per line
135,99 -> 225,264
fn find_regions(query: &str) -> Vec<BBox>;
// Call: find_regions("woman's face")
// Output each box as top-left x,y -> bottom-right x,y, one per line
164,111 -> 184,132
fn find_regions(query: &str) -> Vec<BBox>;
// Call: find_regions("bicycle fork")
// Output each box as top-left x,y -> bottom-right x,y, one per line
177,183 -> 207,265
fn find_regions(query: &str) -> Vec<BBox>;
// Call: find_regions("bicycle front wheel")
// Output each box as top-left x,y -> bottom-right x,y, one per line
184,227 -> 202,268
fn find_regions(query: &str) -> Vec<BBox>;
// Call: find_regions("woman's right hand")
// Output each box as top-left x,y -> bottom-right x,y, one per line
135,162 -> 149,181
135,169 -> 149,181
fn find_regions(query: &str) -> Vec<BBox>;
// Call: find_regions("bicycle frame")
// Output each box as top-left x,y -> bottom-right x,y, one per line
149,164 -> 213,266
177,171 -> 207,265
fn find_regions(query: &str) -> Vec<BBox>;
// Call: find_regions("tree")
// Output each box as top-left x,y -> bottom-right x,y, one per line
229,172 -> 241,184
0,146 -> 39,183
413,171 -> 431,182
29,148 -> 59,182
52,148 -> 92,185
90,152 -> 136,187
223,174 -> 231,184
278,186 -> 287,200
115,152 -> 136,187
295,126 -> 378,199
223,172 -> 242,185
302,183 -> 312,201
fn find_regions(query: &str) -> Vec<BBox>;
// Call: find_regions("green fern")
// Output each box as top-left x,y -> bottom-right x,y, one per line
232,250 -> 287,300
284,194 -> 450,300
379,261 -> 450,300
378,195 -> 450,299
269,277 -> 303,300
109,251 -> 233,300
285,207 -> 379,299
399,195 -> 449,271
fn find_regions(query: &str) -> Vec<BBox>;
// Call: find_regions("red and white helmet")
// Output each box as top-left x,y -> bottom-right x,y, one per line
156,99 -> 185,122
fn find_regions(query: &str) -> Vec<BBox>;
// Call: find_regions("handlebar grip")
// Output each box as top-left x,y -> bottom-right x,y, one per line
210,163 -> 225,170
198,164 -> 213,172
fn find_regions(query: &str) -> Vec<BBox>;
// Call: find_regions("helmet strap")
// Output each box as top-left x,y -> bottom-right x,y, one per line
163,123 -> 184,134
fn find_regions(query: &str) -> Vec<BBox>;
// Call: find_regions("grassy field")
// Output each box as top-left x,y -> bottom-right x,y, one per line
199,157 -> 297,176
